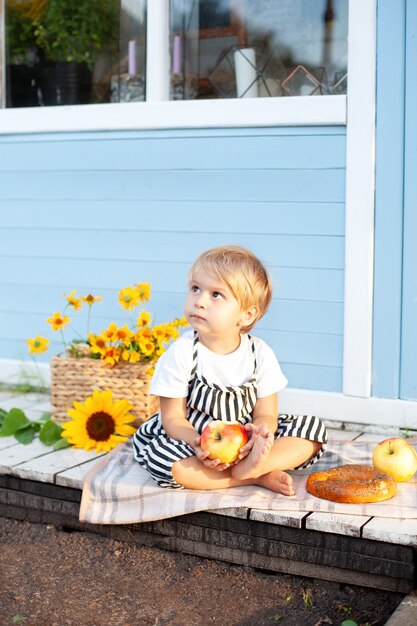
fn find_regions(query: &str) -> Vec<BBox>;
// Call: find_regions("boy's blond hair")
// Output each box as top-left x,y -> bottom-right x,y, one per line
188,245 -> 272,333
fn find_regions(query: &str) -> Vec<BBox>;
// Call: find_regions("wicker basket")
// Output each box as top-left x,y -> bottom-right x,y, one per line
50,355 -> 159,425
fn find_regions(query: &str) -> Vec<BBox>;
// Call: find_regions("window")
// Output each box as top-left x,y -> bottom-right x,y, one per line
4,0 -> 146,108
169,0 -> 348,100
0,0 -> 357,133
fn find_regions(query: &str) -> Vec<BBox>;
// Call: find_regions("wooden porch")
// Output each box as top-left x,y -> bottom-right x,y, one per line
1,389 -> 416,594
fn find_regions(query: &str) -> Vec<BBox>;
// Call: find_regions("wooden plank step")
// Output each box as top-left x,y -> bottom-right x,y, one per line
0,437 -> 20,451
207,507 -> 249,519
11,447 -> 104,483
326,427 -> 363,441
55,457 -> 105,489
0,393 -> 49,412
140,517 -> 413,581
306,512 -> 372,537
0,475 -> 81,503
249,509 -> 309,529
179,511 -> 414,563
0,439 -> 55,472
363,517 -> 417,547
0,490 -> 413,594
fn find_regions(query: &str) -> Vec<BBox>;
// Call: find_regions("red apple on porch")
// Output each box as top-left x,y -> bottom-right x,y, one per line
372,437 -> 417,482
200,421 -> 249,464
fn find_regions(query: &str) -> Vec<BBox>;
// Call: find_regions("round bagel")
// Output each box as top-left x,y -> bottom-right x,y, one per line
305,464 -> 397,503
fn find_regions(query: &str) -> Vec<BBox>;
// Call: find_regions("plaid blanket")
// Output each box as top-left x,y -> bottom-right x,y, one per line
79,437 -> 417,524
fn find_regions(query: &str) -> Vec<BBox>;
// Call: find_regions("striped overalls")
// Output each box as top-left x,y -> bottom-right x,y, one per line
133,332 -> 327,488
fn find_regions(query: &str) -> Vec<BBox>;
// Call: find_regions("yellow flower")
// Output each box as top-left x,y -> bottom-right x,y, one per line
136,282 -> 151,302
82,294 -> 103,306
175,316 -> 189,328
27,335 -> 49,354
152,325 -> 166,342
63,290 -> 82,311
47,312 -> 70,331
88,333 -> 107,356
137,311 -> 151,328
138,337 -> 155,357
129,351 -> 141,363
155,344 -> 165,357
61,389 -> 136,453
114,325 -> 134,347
102,322 -> 118,342
118,287 -> 141,310
103,346 -> 121,366
164,323 -> 180,340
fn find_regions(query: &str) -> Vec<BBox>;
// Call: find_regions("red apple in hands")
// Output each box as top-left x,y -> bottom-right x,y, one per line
372,437 -> 417,482
200,421 -> 249,464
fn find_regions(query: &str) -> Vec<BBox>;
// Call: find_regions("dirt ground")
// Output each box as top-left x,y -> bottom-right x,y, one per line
0,516 -> 405,626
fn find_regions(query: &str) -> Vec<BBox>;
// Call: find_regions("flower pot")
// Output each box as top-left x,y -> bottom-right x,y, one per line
50,355 -> 159,426
7,64 -> 41,107
39,61 -> 92,106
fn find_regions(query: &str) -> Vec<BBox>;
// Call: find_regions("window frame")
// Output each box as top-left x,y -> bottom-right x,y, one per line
0,0 -> 348,133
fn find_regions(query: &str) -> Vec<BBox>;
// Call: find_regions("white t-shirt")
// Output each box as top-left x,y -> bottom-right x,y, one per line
150,330 -> 288,399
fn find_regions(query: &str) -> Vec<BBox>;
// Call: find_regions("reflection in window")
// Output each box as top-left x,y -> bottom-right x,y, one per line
4,0 -> 146,108
170,0 -> 348,100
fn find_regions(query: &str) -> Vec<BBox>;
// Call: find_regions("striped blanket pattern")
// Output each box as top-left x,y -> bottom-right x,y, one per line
79,438 -> 417,524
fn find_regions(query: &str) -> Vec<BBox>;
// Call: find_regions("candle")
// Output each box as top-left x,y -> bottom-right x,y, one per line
173,35 -> 181,74
234,48 -> 258,98
128,40 -> 137,75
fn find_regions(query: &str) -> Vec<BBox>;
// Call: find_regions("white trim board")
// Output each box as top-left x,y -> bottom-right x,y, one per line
342,0 -> 377,398
280,388 -> 417,430
0,359 -> 415,429
0,95 -> 346,135
0,358 -> 50,388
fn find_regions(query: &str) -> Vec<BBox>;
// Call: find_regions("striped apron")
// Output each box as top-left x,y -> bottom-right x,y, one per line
133,332 -> 327,489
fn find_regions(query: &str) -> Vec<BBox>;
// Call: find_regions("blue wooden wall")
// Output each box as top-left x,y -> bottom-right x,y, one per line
372,0 -> 417,400
0,126 -> 346,392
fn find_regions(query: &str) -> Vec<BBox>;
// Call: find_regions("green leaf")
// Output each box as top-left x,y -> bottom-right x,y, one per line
341,621 -> 358,626
39,420 -> 63,446
15,426 -> 35,445
32,412 -> 51,432
0,408 -> 7,427
274,614 -> 283,622
53,437 -> 71,451
0,408 -> 30,436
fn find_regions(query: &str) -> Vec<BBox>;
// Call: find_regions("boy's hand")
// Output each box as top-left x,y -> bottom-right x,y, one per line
232,423 -> 269,463
193,436 -> 231,471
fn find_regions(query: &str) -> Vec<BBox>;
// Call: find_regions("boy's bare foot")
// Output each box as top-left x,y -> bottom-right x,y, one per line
256,469 -> 295,496
231,426 -> 274,480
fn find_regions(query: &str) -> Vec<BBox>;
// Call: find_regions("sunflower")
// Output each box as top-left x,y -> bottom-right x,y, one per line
61,389 -> 137,453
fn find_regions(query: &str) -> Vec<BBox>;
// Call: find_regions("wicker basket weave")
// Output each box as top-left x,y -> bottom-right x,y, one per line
50,355 -> 159,425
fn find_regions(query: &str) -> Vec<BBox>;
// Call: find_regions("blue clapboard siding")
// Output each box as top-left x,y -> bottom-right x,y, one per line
399,0 -> 417,400
0,126 -> 345,392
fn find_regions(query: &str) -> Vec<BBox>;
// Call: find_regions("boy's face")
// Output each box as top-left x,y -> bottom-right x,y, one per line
184,266 -> 251,338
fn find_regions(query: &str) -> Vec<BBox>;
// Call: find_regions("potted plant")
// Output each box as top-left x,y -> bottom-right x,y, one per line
5,0 -> 45,106
27,282 -> 188,425
35,0 -> 119,105
6,0 -> 119,106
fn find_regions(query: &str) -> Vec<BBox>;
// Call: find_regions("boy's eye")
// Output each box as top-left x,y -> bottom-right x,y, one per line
191,285 -> 200,293
212,291 -> 223,299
